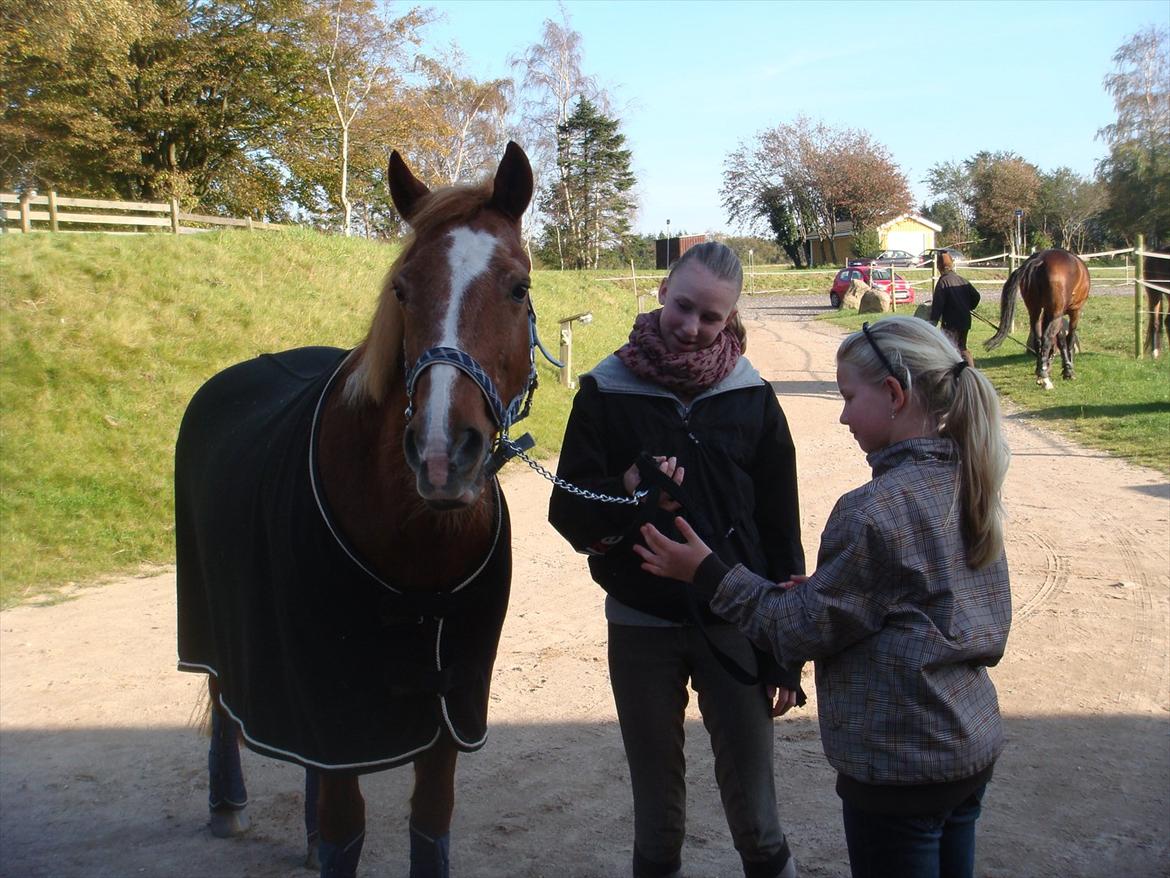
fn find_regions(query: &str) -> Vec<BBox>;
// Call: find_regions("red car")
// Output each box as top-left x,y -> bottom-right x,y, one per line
829,265 -> 914,308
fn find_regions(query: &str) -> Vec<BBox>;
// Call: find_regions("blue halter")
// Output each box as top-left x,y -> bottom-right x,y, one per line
404,301 -> 561,433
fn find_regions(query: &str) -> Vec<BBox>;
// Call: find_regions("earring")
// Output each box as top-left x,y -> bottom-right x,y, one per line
889,409 -> 897,420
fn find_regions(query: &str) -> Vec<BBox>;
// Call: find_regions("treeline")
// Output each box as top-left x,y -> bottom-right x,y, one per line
4,6 -> 1165,268
722,26 -> 1168,263
0,1 -> 640,268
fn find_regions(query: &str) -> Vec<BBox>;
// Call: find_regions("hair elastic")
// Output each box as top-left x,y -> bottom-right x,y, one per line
952,360 -> 968,378
861,322 -> 911,393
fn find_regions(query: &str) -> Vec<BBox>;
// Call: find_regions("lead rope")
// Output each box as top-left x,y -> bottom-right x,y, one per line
490,433 -> 647,505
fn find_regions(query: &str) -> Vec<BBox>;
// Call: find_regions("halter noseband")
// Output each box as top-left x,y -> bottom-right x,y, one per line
404,301 -> 561,434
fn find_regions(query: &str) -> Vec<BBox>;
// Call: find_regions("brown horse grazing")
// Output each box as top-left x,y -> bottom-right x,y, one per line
176,143 -> 542,878
984,248 -> 1090,389
1143,247 -> 1170,359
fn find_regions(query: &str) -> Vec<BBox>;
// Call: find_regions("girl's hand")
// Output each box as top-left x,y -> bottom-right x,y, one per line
766,686 -> 799,717
622,456 -> 685,511
778,574 -> 808,591
634,516 -> 711,584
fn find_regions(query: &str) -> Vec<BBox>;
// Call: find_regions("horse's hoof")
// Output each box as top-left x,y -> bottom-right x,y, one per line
209,807 -> 250,838
304,838 -> 320,871
1039,377 -> 1054,390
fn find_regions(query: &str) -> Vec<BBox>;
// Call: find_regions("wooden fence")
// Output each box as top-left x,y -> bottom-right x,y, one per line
1,191 -> 289,234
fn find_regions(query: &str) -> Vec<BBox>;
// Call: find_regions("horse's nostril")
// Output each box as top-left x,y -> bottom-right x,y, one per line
452,428 -> 486,470
403,426 -> 421,468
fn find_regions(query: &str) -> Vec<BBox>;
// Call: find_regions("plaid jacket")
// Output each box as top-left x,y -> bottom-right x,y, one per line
711,437 -> 1011,786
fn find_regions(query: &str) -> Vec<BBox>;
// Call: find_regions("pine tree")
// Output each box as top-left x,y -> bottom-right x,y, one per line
542,97 -> 635,270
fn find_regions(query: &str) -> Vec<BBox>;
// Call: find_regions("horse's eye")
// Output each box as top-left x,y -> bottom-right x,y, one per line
510,282 -> 529,303
393,282 -> 405,303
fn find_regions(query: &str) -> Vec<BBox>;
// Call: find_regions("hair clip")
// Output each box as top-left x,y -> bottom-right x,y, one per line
861,322 -> 910,392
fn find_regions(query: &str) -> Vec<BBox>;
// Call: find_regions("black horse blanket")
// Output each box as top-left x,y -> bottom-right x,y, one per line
176,346 -> 511,772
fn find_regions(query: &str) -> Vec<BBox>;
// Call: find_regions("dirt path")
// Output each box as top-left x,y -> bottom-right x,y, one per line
2,315 -> 1167,878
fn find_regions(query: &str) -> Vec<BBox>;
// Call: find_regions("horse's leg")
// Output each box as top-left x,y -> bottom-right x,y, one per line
317,772 -> 365,878
304,769 -> 321,870
206,677 -> 249,838
1035,315 -> 1054,390
1062,312 -> 1080,380
409,740 -> 458,878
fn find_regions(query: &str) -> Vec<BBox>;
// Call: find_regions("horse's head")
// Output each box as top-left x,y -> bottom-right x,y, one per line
385,142 -> 534,509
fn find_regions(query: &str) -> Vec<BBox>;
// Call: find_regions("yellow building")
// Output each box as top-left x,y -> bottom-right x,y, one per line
806,214 -> 941,266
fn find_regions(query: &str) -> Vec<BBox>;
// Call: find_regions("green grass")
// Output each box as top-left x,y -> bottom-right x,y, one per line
0,231 -> 638,606
2,232 -> 1164,606
820,298 -> 1170,474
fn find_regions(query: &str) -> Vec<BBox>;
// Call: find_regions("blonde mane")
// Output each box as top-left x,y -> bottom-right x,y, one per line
343,179 -> 497,407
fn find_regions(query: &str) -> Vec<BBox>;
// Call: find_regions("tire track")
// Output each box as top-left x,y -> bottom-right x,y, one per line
1013,529 -> 1070,621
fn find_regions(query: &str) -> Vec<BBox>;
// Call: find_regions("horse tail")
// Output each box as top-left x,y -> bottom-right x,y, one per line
984,260 -> 1025,351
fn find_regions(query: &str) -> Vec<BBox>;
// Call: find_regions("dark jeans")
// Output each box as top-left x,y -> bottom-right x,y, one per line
842,784 -> 986,878
608,623 -> 790,876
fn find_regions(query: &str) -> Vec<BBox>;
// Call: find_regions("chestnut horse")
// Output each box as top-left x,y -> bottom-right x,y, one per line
1143,247 -> 1170,359
176,143 -> 540,877
984,248 -> 1090,389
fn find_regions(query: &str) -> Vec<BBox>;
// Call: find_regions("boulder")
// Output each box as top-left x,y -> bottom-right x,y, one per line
914,303 -> 932,321
858,287 -> 892,314
842,278 -> 869,311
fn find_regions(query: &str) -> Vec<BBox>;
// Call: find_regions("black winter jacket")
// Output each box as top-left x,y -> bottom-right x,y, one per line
930,271 -> 981,332
548,354 -> 805,629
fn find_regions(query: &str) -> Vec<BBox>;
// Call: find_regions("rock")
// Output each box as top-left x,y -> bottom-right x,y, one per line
858,287 -> 892,314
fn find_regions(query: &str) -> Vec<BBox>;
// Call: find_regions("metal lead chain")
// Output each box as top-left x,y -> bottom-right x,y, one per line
499,436 -> 646,506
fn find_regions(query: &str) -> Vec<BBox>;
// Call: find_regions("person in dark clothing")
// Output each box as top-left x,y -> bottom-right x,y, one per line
548,242 -> 804,878
929,251 -> 981,366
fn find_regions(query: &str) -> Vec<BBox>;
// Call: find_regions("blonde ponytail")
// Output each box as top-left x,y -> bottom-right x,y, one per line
838,317 -> 1009,569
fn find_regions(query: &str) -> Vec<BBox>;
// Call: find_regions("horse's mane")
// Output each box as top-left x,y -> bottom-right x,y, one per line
343,179 -> 496,407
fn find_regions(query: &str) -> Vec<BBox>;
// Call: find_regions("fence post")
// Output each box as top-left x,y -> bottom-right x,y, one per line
18,191 -> 30,233
1135,234 -> 1144,359
1008,249 -> 1016,334
169,197 -> 180,235
630,260 -> 639,313
246,216 -> 254,232
47,191 -> 59,232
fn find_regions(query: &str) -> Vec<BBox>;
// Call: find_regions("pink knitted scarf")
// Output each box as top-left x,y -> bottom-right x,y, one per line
615,309 -> 742,397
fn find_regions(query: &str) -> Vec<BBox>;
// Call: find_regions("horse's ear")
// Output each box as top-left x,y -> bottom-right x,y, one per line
488,141 -> 533,223
388,150 -> 430,223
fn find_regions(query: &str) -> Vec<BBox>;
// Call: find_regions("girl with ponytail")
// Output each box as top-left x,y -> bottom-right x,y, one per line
636,316 -> 1012,878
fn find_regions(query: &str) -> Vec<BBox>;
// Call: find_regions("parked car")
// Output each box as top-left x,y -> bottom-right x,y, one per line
829,265 -> 914,308
872,249 -> 917,267
915,247 -> 968,267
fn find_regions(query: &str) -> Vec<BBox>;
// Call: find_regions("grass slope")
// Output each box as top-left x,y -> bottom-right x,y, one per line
0,230 -> 637,605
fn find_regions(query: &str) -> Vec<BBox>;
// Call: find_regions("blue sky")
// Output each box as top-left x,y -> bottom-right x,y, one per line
420,0 -> 1167,236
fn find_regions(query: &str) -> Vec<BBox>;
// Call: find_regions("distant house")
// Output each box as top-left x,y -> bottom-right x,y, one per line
805,214 -> 942,266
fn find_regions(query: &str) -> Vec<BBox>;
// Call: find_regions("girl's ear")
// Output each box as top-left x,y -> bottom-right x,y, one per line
885,375 -> 908,413
658,277 -> 669,306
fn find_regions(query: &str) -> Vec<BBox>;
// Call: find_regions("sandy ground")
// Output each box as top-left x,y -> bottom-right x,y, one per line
2,312 -> 1168,878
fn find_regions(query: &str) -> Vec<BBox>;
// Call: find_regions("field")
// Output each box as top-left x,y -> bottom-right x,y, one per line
1,231 -> 1166,605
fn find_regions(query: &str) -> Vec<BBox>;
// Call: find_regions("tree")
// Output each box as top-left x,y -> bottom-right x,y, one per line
722,117 -> 911,265
402,52 -> 512,186
0,0 -> 322,218
1036,168 -> 1107,252
923,160 -> 976,246
541,97 -> 635,270
967,151 -> 1041,252
510,10 -> 609,259
1097,25 -> 1170,245
304,0 -> 429,235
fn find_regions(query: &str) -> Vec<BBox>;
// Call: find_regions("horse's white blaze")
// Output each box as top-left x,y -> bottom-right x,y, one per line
420,227 -> 498,458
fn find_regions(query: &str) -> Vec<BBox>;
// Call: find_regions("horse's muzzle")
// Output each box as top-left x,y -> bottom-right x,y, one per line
403,424 -> 489,507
